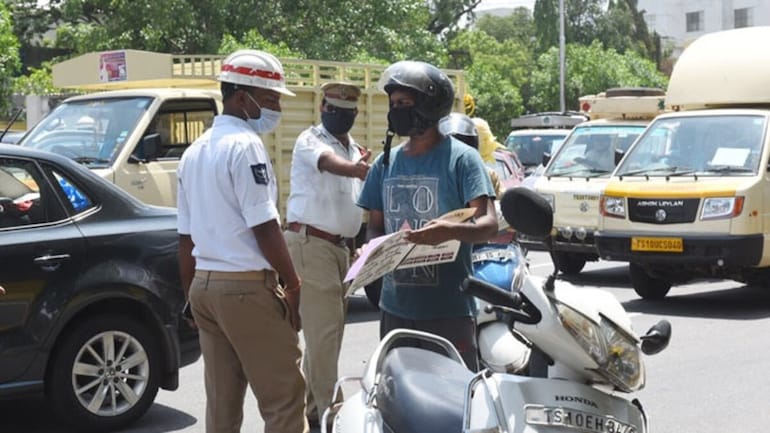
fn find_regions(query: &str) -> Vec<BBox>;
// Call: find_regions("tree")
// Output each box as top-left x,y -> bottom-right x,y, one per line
6,0 -> 474,65
533,0 -> 658,61
0,1 -> 21,115
426,0 -> 482,36
448,30 -> 530,137
474,7 -> 535,47
528,41 -> 667,112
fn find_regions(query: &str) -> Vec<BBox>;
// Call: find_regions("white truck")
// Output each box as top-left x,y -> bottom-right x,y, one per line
19,49 -> 466,214
596,27 -> 770,299
519,88 -> 665,274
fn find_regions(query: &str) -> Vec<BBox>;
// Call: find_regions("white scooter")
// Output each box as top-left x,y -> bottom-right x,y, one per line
324,186 -> 671,433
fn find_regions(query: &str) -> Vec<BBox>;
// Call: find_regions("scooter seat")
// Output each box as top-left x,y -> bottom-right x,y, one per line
377,347 -> 474,433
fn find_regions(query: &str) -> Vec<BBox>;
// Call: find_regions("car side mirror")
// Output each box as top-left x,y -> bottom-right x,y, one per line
541,152 -> 552,167
130,133 -> 162,163
614,149 -> 625,166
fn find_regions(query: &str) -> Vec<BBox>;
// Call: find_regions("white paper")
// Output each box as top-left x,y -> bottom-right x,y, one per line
710,147 -> 750,166
344,208 -> 476,296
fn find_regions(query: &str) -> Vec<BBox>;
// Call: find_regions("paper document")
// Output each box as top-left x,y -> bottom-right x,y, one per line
344,208 -> 476,296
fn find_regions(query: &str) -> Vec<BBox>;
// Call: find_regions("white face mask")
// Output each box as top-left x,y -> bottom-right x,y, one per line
244,91 -> 282,134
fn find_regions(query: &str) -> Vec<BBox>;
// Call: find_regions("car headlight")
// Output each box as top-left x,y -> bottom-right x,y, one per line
601,196 -> 625,218
555,301 -> 644,392
701,196 -> 744,220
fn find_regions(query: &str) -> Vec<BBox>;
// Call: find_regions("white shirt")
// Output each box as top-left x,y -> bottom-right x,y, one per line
177,115 -> 279,272
286,124 -> 364,238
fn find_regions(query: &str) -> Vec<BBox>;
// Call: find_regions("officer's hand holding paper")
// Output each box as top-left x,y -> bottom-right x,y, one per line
344,208 -> 476,296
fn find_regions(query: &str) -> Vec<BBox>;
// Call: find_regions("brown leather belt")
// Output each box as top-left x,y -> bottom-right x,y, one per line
195,270 -> 277,281
288,222 -> 348,246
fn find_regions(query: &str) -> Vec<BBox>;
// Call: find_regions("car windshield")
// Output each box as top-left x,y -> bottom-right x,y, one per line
22,97 -> 153,167
506,132 -> 568,166
544,124 -> 646,177
616,115 -> 767,177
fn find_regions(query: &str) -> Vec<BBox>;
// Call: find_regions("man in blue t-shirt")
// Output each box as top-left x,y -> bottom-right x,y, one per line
357,61 -> 498,370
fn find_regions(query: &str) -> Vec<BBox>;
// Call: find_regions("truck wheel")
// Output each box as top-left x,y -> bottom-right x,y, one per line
551,252 -> 586,275
363,279 -> 381,308
47,314 -> 161,432
629,264 -> 671,300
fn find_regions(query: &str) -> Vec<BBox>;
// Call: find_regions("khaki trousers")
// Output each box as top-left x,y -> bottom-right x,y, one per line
190,270 -> 308,433
285,229 -> 349,421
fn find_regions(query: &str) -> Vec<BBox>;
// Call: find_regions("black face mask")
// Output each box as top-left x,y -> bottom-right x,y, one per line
387,106 -> 417,136
321,109 -> 356,135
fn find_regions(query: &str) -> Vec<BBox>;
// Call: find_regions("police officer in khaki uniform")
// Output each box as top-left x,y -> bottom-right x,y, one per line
177,49 -> 307,433
285,81 -> 370,427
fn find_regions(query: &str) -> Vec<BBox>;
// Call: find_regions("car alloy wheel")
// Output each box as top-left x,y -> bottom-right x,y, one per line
72,330 -> 150,416
48,314 -> 160,432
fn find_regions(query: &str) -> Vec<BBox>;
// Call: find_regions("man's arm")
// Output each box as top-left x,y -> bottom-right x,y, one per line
365,209 -> 385,241
178,234 -> 196,299
405,196 -> 498,245
252,219 -> 302,331
318,150 -> 371,180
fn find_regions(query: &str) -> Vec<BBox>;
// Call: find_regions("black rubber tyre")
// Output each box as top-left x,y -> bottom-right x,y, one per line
629,263 -> 672,300
364,279 -> 382,308
551,252 -> 586,275
47,314 -> 161,432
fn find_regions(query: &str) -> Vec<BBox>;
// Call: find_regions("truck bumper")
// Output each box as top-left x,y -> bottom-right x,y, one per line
595,232 -> 763,266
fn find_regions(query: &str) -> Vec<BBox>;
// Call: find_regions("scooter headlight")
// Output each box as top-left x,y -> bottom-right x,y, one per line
555,301 -> 644,392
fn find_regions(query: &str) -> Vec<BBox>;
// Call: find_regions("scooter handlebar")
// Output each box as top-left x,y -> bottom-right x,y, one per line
461,276 -> 523,309
461,276 -> 542,325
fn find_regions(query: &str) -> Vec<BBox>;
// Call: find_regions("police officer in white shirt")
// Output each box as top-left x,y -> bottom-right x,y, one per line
284,81 -> 370,427
177,49 -> 307,433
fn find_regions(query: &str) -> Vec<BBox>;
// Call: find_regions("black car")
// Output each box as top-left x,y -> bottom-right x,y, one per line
0,144 -> 199,432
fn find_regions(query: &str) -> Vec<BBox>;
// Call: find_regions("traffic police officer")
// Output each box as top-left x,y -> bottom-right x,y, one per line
177,49 -> 307,433
285,81 -> 370,427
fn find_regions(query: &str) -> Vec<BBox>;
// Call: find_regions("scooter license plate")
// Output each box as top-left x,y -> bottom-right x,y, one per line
525,406 -> 637,433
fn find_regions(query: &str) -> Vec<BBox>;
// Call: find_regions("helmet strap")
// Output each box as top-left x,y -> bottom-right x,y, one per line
382,129 -> 395,166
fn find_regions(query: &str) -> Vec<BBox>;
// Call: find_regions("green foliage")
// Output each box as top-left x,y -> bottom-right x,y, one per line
533,0 -> 658,62
12,63 -> 57,95
448,30 -> 529,137
475,7 -> 534,47
218,33 -> 303,59
528,41 -> 668,112
0,1 -> 21,115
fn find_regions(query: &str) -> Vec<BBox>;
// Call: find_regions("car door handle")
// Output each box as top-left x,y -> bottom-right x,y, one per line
33,254 -> 71,271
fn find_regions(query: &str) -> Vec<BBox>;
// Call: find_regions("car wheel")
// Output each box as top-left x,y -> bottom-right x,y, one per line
364,279 -> 381,308
629,263 -> 671,300
551,252 -> 586,275
47,314 -> 161,432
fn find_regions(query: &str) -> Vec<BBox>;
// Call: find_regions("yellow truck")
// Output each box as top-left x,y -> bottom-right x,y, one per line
596,27 -> 770,299
520,88 -> 665,274
18,49 -> 466,216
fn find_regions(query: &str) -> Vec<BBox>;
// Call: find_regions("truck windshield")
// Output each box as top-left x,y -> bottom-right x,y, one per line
544,125 -> 646,177
21,97 -> 153,167
616,115 -> 767,177
506,132 -> 569,167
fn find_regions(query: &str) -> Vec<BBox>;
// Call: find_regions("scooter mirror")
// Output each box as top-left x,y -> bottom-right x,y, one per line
640,319 -> 672,355
500,187 -> 553,239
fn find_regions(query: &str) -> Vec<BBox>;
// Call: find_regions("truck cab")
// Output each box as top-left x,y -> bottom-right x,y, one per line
596,27 -> 770,299
21,88 -> 220,206
520,88 -> 665,274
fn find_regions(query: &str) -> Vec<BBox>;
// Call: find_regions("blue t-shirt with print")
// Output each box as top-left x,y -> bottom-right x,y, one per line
357,136 -> 495,320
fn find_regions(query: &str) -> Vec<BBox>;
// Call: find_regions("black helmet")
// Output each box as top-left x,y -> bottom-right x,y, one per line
439,112 -> 479,149
378,61 -> 455,124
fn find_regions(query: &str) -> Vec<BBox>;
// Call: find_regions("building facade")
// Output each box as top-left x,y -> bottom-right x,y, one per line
639,0 -> 770,56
